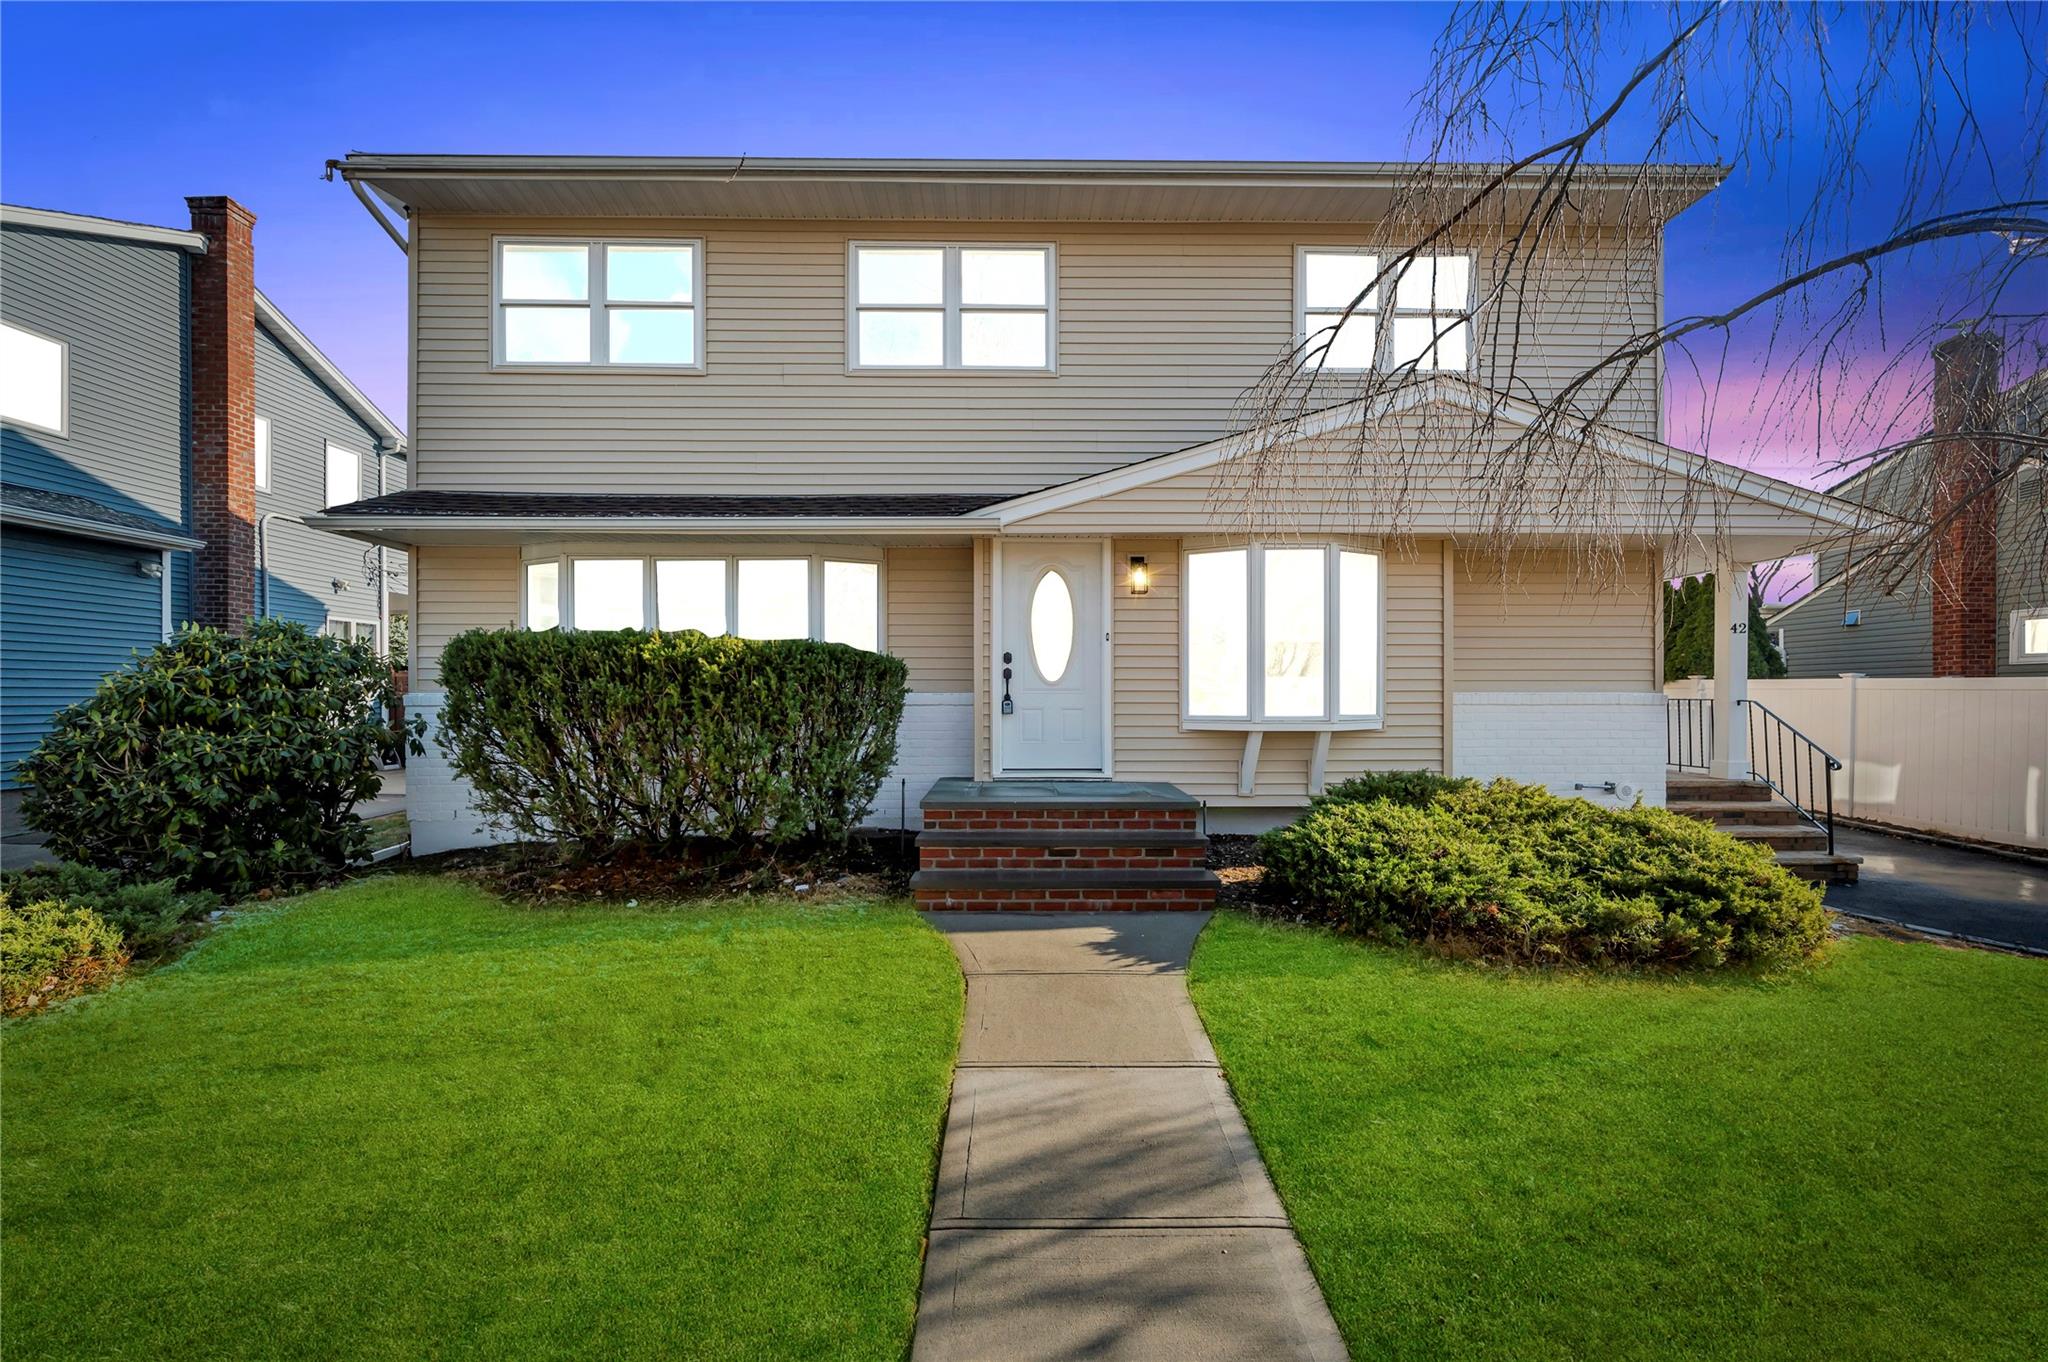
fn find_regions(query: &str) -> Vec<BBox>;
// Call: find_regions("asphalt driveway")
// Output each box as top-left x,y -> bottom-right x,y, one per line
1827,827 -> 2048,953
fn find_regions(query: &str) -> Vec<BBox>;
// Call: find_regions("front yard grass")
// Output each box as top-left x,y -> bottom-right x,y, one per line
1190,913 -> 2048,1362
2,875 -> 961,1361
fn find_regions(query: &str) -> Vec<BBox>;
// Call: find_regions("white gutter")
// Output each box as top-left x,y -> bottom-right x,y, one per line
0,203 -> 207,253
0,502 -> 203,551
304,512 -> 1004,546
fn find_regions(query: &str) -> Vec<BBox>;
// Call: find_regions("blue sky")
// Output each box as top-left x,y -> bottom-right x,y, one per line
3,1 -> 2038,492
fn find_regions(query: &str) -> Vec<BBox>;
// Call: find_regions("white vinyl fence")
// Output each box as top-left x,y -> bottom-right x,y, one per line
1665,675 -> 2048,851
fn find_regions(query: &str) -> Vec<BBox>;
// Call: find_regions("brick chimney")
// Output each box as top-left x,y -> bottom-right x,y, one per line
1928,331 -> 2001,677
186,196 -> 258,632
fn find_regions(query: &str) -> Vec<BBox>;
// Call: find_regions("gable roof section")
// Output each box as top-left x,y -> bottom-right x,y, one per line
0,203 -> 207,253
988,375 -> 1881,534
254,291 -> 406,451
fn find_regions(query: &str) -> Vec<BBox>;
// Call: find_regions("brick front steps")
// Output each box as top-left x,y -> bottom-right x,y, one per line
1667,773 -> 1861,884
913,778 -> 1222,912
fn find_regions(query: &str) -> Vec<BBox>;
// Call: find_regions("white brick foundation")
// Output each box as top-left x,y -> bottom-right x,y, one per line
1452,691 -> 1667,809
404,689 -> 973,854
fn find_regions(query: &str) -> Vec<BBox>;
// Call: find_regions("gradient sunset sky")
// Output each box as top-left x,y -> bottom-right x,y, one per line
4,1 -> 2040,499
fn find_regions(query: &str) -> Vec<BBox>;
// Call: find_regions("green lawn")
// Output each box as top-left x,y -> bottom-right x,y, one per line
2,875 -> 961,1361
1190,913 -> 2048,1362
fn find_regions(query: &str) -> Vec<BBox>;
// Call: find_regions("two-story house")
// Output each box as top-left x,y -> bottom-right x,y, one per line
314,156 -> 1872,859
0,199 -> 407,790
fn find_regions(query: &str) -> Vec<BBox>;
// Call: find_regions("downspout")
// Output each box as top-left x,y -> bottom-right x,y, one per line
374,441 -> 393,658
255,512 -> 299,618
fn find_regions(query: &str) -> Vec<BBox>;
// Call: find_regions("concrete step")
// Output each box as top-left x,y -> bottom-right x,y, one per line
1775,850 -> 1862,885
1669,800 -> 1807,826
1721,824 -> 1831,853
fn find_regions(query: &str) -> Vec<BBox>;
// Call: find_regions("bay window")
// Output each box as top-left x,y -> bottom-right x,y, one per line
1183,545 -> 1381,726
1296,247 -> 1473,373
850,243 -> 1054,371
522,552 -> 881,650
495,237 -> 703,369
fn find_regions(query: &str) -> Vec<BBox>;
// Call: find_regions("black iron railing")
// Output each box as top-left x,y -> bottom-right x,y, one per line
1666,697 -> 1713,772
1741,698 -> 1841,855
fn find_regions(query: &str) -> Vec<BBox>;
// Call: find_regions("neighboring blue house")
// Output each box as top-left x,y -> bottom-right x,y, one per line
0,200 -> 405,791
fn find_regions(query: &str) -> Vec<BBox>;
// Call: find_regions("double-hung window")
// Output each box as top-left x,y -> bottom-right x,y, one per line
1296,247 -> 1473,373
524,552 -> 881,651
849,243 -> 1054,370
1183,545 -> 1382,727
495,238 -> 704,369
0,319 -> 67,435
2013,608 -> 2048,665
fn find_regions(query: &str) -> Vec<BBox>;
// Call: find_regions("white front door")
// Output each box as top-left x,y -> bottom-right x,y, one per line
999,540 -> 1106,772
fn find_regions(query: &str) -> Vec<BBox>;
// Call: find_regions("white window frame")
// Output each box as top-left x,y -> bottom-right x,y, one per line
324,440 -> 363,509
518,544 -> 886,651
253,413 -> 271,492
0,318 -> 69,437
1179,543 -> 1385,731
2011,608 -> 2048,666
491,235 -> 707,373
1294,246 -> 1475,375
847,241 -> 1057,374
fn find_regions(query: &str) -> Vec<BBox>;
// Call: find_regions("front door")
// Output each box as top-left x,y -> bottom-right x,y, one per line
999,540 -> 1105,772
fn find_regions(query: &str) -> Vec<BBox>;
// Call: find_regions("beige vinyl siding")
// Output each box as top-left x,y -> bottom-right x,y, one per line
1454,549 -> 1659,691
413,217 -> 1659,494
885,546 -> 972,691
413,544 -> 520,686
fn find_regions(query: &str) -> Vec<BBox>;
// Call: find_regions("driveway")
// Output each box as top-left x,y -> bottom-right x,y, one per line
1827,827 -> 2048,954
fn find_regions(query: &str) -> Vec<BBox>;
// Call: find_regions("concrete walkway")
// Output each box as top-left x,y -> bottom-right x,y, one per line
914,913 -> 1347,1362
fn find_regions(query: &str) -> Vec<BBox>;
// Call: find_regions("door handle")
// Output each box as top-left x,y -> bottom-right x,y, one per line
1001,662 -> 1014,715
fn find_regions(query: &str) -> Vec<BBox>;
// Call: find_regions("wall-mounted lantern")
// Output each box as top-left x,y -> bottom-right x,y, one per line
1128,556 -> 1150,596
135,559 -> 163,580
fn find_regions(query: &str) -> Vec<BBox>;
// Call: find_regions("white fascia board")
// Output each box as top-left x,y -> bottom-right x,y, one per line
0,503 -> 204,551
0,203 -> 207,253
254,292 -> 407,450
304,513 -> 1003,541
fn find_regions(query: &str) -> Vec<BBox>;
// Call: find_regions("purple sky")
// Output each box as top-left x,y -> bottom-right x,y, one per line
3,1 -> 2039,515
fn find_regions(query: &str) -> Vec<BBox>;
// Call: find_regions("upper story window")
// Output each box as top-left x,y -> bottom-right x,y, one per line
2013,608 -> 2048,666
0,319 -> 67,435
1183,545 -> 1381,727
494,238 -> 704,370
524,552 -> 881,651
1296,248 -> 1473,374
324,441 -> 362,508
849,243 -> 1054,371
254,415 -> 271,491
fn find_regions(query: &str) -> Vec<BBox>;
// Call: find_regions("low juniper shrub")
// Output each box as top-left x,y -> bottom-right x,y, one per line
1260,777 -> 1828,968
435,628 -> 908,864
0,888 -> 129,1017
1,864 -> 218,961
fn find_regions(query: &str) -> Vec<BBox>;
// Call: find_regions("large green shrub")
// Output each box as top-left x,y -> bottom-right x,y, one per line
1312,769 -> 1476,811
1260,778 -> 1828,968
435,628 -> 908,859
1,864 -> 218,961
1,889 -> 128,1017
19,619 -> 397,897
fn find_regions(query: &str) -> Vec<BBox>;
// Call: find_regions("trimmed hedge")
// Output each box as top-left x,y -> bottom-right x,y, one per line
1260,777 -> 1829,968
435,628 -> 908,859
1,889 -> 129,1017
20,619 -> 398,897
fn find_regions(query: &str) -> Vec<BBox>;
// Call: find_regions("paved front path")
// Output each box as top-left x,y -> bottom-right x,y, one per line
914,912 -> 1347,1362
1827,828 -> 2048,953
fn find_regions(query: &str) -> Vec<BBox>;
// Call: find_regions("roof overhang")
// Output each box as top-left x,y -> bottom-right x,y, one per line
331,155 -> 1724,225
307,512 -> 1003,549
0,500 -> 203,551
254,291 -> 406,451
0,203 -> 207,253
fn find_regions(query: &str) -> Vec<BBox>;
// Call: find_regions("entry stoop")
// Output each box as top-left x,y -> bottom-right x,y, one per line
1667,774 -> 1861,885
913,778 -> 1221,911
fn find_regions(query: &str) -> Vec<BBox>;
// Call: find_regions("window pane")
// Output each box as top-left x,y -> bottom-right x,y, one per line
526,561 -> 561,631
1338,551 -> 1380,716
504,306 -> 591,363
822,560 -> 879,651
1029,570 -> 1075,682
962,311 -> 1048,368
501,243 -> 589,301
608,308 -> 697,365
254,415 -> 270,490
656,559 -> 727,634
856,248 -> 943,305
573,558 -> 645,630
2026,616 -> 2048,655
606,245 -> 693,303
1303,251 -> 1378,310
0,321 -> 64,430
1308,311 -> 1377,369
1397,254 -> 1472,312
324,444 -> 360,508
1187,550 -> 1248,717
962,248 -> 1047,305
857,310 -> 944,366
737,559 -> 810,639
1263,548 -> 1326,718
1391,315 -> 1468,371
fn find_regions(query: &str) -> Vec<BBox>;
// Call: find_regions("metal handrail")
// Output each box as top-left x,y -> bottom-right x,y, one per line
1666,696 -> 1713,772
1740,698 -> 1841,855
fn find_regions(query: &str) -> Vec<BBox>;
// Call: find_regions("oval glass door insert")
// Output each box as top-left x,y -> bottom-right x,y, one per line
1030,569 -> 1075,683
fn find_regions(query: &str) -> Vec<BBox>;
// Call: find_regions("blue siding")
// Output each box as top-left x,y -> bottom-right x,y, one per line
2,528 -> 165,782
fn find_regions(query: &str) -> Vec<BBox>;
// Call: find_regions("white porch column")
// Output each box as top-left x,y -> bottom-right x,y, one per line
1710,552 -> 1750,781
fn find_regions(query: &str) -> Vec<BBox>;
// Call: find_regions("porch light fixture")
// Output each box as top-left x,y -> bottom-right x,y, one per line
135,559 -> 163,580
1128,556 -> 1150,595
